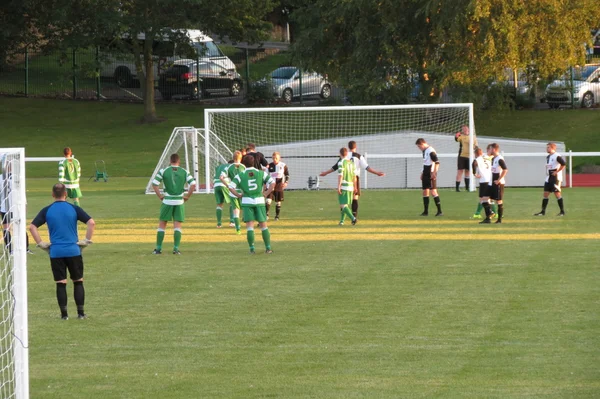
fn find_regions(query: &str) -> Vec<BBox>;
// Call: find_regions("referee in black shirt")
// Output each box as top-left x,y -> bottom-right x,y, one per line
246,143 -> 269,171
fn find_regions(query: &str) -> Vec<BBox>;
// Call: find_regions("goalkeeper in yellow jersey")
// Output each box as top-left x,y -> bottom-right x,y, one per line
454,125 -> 477,192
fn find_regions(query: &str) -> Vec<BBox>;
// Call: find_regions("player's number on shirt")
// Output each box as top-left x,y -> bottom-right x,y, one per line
248,179 -> 258,191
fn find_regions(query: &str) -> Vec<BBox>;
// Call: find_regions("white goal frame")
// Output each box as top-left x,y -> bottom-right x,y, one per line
0,148 -> 29,399
204,104 -> 477,193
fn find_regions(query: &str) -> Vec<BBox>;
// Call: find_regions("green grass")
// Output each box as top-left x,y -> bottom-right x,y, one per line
22,178 -> 599,398
2,98 -> 600,179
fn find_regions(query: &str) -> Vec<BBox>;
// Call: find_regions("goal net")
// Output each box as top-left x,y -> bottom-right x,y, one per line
0,149 -> 29,399
202,104 -> 476,192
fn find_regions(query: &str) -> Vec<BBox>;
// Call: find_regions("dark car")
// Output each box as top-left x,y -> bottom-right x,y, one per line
159,60 -> 243,100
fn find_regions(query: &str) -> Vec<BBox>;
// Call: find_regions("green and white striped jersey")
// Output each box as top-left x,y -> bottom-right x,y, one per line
213,163 -> 230,188
152,165 -> 196,206
230,167 -> 273,205
337,158 -> 356,191
224,163 -> 246,197
58,158 -> 81,189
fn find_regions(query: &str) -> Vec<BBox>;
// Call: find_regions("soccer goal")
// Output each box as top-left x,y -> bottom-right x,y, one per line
0,148 -> 29,399
203,104 -> 477,192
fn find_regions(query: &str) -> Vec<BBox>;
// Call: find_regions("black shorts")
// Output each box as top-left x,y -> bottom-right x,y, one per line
269,190 -> 284,202
51,255 -> 84,281
457,156 -> 470,170
479,183 -> 491,198
354,176 -> 361,197
489,183 -> 504,201
422,174 -> 437,190
544,175 -> 561,193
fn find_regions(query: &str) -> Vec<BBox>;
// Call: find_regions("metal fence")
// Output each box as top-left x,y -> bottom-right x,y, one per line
0,47 -> 344,104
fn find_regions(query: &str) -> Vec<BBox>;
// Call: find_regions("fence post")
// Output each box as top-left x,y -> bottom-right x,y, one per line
299,68 -> 303,105
24,48 -> 29,97
196,55 -> 201,101
96,46 -> 101,100
569,150 -> 573,188
570,66 -> 574,109
245,48 -> 250,97
72,49 -> 77,99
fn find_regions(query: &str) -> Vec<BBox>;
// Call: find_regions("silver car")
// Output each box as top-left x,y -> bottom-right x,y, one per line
545,65 -> 600,108
269,67 -> 332,103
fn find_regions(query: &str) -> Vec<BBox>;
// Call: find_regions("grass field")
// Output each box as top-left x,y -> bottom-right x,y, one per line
23,177 -> 599,398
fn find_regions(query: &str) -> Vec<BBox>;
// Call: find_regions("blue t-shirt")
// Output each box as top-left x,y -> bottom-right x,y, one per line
31,201 -> 92,258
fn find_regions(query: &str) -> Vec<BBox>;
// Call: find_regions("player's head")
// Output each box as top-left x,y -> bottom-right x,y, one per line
272,152 -> 280,164
461,125 -> 469,135
246,143 -> 256,152
52,183 -> 67,200
348,141 -> 357,151
242,154 -> 255,168
63,147 -> 72,157
486,144 -> 493,156
339,147 -> 348,157
546,142 -> 557,154
238,148 -> 247,156
170,153 -> 180,165
490,143 -> 500,155
415,138 -> 427,150
233,150 -> 242,163
474,147 -> 483,157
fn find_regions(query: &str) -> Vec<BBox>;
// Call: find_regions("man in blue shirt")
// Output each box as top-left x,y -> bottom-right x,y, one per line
30,183 -> 95,320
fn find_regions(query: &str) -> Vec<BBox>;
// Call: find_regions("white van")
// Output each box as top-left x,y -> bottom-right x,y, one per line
100,29 -> 236,87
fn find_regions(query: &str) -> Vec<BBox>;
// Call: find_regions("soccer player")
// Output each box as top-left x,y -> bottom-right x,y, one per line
220,150 -> 245,234
415,138 -> 443,216
266,152 -> 289,221
319,140 -> 384,220
489,143 -> 508,223
29,183 -> 95,320
246,143 -> 269,171
228,154 -> 275,254
151,153 -> 196,255
58,147 -> 82,206
534,142 -> 566,216
471,145 -> 497,219
336,147 -> 358,226
471,147 -> 495,224
213,161 -> 231,228
454,125 -> 477,192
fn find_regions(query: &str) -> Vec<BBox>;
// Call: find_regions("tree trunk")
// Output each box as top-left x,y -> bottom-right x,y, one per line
141,40 -> 159,123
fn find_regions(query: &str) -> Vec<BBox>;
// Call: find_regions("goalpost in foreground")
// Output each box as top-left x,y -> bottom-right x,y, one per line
0,148 -> 29,399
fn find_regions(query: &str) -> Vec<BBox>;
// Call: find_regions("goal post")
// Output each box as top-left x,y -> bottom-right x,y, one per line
0,148 -> 29,399
203,104 -> 477,193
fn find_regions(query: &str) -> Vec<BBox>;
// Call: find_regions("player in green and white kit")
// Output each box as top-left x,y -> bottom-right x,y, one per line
151,153 -> 196,255
58,147 -> 82,206
229,154 -> 274,254
220,151 -> 245,234
337,147 -> 357,226
213,162 -> 231,228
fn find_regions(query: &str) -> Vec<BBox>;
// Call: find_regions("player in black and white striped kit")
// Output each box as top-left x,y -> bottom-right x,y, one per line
489,143 -> 508,223
534,142 -> 566,216
266,152 -> 289,221
415,138 -> 443,216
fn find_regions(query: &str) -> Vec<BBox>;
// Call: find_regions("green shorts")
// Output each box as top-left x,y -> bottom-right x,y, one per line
229,196 -> 241,210
66,188 -> 83,199
159,203 -> 185,222
338,191 -> 353,205
242,204 -> 267,223
214,186 -> 231,205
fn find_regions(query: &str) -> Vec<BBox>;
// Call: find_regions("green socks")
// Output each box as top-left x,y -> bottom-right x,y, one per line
156,229 -> 165,250
74,199 -> 80,206
229,206 -> 234,223
216,207 -> 223,226
343,206 -> 354,221
247,229 -> 255,250
475,203 -> 483,215
261,228 -> 271,250
174,229 -> 182,250
234,217 -> 240,231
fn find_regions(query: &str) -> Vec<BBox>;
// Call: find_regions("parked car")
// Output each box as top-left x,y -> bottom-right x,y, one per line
265,67 -> 331,103
158,60 -> 243,100
545,65 -> 600,108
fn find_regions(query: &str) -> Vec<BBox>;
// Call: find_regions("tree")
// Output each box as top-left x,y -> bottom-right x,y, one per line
0,0 -> 36,69
32,0 -> 275,122
291,0 -> 600,104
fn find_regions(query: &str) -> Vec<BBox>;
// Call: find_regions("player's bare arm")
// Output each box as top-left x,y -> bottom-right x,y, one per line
152,185 -> 164,201
366,166 -> 385,177
320,168 -> 334,177
184,183 -> 196,202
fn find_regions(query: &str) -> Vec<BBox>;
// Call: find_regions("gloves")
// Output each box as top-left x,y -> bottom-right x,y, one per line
77,238 -> 93,249
37,242 -> 51,253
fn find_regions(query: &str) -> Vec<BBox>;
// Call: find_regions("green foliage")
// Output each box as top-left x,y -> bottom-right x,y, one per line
246,79 -> 276,104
